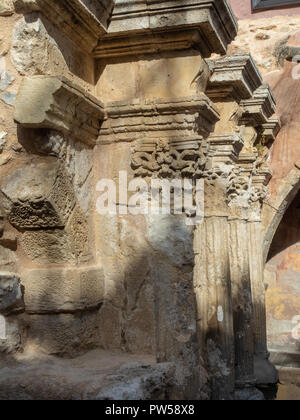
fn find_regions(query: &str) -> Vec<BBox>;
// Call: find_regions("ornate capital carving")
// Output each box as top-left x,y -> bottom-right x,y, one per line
93,0 -> 237,58
14,76 -> 105,146
206,53 -> 263,101
131,137 -> 208,179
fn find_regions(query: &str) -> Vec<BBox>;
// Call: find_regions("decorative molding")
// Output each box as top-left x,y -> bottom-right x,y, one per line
13,0 -> 114,52
260,117 -> 281,142
131,137 -> 208,179
207,133 -> 244,165
240,85 -> 276,126
93,0 -> 238,58
14,76 -> 105,146
206,53 -> 263,101
100,95 -> 220,144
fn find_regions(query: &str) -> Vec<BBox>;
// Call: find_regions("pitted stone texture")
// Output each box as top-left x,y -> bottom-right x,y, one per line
20,208 -> 90,264
22,267 -> 104,314
0,272 -> 23,315
21,230 -> 75,264
24,310 -> 101,357
66,206 -> 90,262
2,160 -> 76,230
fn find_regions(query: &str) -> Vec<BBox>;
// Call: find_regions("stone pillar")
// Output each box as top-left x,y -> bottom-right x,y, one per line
229,218 -> 255,390
248,220 -> 278,386
194,216 -> 235,400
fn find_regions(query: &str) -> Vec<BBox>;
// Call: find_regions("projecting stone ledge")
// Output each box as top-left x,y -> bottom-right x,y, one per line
13,0 -> 115,52
14,76 -> 105,146
94,0 -> 238,58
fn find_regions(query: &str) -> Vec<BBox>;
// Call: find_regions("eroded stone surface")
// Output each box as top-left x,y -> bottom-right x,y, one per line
2,160 -> 76,229
0,272 -> 23,315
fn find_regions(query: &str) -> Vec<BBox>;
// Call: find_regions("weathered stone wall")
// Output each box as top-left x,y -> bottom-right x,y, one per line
0,0 -> 297,400
0,1 -> 104,357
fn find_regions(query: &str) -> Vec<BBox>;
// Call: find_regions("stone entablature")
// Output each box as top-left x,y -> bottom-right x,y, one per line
100,96 -> 220,144
13,0 -> 114,52
93,0 -> 238,58
206,53 -> 263,101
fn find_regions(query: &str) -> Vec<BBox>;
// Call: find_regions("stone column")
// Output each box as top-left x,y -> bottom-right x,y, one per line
228,218 -> 255,390
248,220 -> 278,386
194,216 -> 235,400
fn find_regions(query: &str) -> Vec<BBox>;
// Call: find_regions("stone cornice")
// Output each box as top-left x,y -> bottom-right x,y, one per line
260,117 -> 281,142
206,53 -> 263,102
240,85 -> 276,126
93,0 -> 238,58
207,132 -> 244,164
13,0 -> 113,52
100,95 -> 220,143
14,76 -> 105,146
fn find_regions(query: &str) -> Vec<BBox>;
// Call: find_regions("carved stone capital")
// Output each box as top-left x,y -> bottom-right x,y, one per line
94,0 -> 237,58
100,95 -> 220,144
206,53 -> 263,101
13,0 -> 114,52
240,85 -> 276,126
132,137 -> 208,179
14,76 -> 105,146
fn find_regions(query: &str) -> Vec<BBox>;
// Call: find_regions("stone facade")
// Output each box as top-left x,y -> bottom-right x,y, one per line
0,0 -> 298,400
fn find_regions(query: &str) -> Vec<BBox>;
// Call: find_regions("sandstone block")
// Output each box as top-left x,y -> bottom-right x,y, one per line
22,267 -> 104,314
2,160 -> 76,229
25,310 -> 101,357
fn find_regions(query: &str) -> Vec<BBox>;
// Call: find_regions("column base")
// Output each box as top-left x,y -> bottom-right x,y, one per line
254,352 -> 279,386
234,387 -> 265,400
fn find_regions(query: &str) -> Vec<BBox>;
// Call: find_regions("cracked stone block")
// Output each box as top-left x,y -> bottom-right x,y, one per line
0,272 -> 23,315
22,266 -> 104,314
2,160 -> 76,230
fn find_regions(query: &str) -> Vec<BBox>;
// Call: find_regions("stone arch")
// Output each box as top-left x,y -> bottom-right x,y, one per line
263,180 -> 300,367
262,162 -> 300,263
